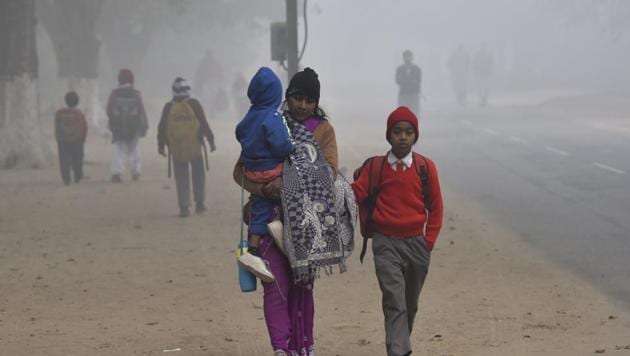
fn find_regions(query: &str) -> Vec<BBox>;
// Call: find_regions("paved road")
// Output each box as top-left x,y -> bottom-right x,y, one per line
420,106 -> 630,307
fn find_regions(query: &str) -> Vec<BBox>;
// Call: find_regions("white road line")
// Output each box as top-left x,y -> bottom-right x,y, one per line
482,128 -> 499,136
593,162 -> 627,175
508,136 -> 528,144
545,146 -> 570,157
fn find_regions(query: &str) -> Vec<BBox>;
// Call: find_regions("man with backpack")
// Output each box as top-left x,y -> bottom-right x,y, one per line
352,106 -> 444,356
158,77 -> 216,217
106,68 -> 149,183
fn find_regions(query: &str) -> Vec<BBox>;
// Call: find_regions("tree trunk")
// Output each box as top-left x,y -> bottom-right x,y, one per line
67,77 -> 105,134
0,0 -> 48,168
38,0 -> 104,131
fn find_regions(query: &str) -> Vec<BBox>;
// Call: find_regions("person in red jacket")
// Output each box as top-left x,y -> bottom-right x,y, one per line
352,106 -> 443,356
54,91 -> 88,186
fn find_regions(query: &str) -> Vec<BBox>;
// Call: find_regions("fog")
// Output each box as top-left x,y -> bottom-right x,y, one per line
4,2 -> 630,353
34,0 -> 630,123
302,0 -> 630,115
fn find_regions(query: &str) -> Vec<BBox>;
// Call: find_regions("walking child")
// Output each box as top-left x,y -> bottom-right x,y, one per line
106,68 -> 149,182
352,106 -> 444,356
235,67 -> 294,283
54,91 -> 88,185
158,77 -> 216,217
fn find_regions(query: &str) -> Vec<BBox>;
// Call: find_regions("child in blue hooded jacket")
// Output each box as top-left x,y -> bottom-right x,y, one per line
236,67 -> 294,282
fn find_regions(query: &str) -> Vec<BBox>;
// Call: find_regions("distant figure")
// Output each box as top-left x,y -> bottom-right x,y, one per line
54,91 -> 87,186
194,50 -> 227,117
157,77 -> 216,218
231,73 -> 249,118
473,44 -> 494,107
395,50 -> 422,114
448,45 -> 470,106
106,69 -> 148,183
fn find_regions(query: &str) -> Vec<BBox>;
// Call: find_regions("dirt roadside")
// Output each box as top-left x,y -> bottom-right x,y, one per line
0,119 -> 629,356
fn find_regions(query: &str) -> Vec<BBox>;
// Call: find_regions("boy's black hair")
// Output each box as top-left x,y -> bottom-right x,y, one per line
65,91 -> 79,108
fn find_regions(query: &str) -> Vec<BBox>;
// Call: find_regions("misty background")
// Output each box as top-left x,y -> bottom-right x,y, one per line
3,2 -> 630,353
33,0 -> 630,126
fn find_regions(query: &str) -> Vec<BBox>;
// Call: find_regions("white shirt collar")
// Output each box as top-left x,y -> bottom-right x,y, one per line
387,151 -> 413,171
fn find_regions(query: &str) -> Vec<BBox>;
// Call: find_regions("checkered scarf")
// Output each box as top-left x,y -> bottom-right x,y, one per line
281,115 -> 344,283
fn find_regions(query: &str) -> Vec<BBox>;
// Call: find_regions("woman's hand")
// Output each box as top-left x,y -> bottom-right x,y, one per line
262,177 -> 282,199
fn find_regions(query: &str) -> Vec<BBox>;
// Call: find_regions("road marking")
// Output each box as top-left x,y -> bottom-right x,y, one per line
508,136 -> 528,144
482,128 -> 500,136
461,120 -> 473,127
593,162 -> 627,175
545,146 -> 570,157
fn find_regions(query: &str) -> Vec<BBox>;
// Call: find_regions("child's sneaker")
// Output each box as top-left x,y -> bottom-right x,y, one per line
267,220 -> 286,255
238,253 -> 274,283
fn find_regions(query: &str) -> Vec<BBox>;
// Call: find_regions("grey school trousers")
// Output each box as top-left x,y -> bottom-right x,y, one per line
372,232 -> 431,356
173,157 -> 205,209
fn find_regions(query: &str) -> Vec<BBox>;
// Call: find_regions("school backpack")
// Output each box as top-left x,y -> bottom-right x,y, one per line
166,99 -> 202,162
353,152 -> 431,263
56,109 -> 84,142
111,87 -> 143,141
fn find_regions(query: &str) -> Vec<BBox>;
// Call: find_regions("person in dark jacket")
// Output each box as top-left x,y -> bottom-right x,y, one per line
157,77 -> 216,217
396,50 -> 422,115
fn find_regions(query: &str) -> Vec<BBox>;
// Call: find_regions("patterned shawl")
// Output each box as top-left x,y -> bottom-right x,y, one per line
281,115 -> 344,283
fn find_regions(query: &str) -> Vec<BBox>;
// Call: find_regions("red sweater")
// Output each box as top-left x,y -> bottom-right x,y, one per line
54,107 -> 88,143
352,154 -> 444,250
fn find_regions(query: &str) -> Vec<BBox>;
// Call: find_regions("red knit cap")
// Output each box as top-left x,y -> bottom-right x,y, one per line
118,69 -> 134,85
386,106 -> 419,143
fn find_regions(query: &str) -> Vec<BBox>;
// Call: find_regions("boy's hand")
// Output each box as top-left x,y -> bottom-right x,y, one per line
158,147 -> 166,157
262,177 -> 282,199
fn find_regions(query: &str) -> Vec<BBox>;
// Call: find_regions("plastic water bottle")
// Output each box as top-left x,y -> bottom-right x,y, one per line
236,241 -> 256,292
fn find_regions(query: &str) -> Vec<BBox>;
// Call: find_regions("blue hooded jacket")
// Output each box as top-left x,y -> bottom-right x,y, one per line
236,67 -> 293,172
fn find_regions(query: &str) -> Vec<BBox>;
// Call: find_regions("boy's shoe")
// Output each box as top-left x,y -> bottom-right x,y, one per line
179,207 -> 190,218
111,174 -> 122,183
238,253 -> 275,283
195,203 -> 207,214
267,220 -> 286,255
132,173 -> 140,181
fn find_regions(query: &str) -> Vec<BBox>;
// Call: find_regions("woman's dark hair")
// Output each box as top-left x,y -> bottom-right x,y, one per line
281,100 -> 328,120
65,91 -> 79,107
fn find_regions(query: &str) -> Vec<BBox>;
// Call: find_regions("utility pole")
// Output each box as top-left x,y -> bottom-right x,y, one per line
286,0 -> 299,80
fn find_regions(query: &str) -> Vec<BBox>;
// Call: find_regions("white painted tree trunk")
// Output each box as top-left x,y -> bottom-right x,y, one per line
67,77 -> 107,136
0,74 -> 50,168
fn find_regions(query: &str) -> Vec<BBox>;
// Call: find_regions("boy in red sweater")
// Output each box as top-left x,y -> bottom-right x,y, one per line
352,106 -> 443,356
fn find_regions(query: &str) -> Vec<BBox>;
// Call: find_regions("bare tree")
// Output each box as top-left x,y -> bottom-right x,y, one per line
0,0 -> 48,168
